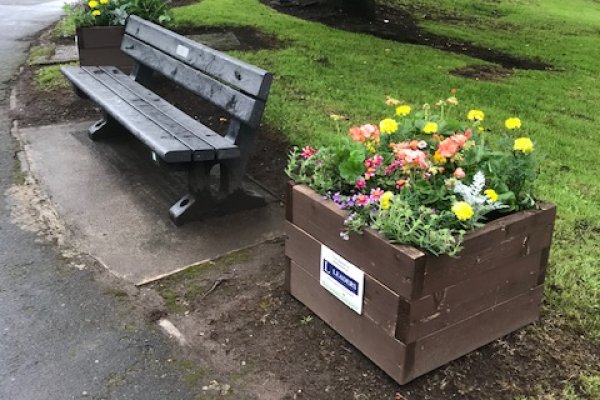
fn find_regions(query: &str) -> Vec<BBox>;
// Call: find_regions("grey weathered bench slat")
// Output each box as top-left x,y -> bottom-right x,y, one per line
93,66 -> 238,160
62,65 -> 194,162
83,66 -> 216,161
125,16 -> 271,100
62,16 -> 273,225
90,66 -> 239,161
121,35 -> 264,128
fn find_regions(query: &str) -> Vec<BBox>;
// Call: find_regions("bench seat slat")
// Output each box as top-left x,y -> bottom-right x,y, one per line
122,35 -> 265,129
125,15 -> 272,101
88,66 -> 239,161
62,66 -> 193,162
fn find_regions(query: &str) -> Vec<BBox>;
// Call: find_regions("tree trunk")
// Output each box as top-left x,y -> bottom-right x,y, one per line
340,0 -> 376,19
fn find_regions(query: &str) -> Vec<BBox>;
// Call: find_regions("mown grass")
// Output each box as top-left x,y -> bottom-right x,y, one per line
34,64 -> 72,91
170,0 -> 600,345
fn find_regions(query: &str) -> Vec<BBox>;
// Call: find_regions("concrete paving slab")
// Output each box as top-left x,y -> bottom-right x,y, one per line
30,45 -> 78,65
17,121 -> 284,285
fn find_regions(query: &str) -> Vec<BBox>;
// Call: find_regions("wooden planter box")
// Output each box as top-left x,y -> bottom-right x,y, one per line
284,184 -> 556,384
76,26 -> 133,69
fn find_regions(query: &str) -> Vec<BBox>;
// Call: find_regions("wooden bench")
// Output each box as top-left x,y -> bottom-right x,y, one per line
61,16 -> 273,225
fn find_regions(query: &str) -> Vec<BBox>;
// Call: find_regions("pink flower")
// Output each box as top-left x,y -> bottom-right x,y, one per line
437,132 -> 471,158
301,146 -> 317,159
364,167 -> 377,180
437,138 -> 460,158
355,177 -> 366,190
394,148 -> 428,169
370,188 -> 385,202
453,167 -> 466,179
384,160 -> 402,175
364,155 -> 383,169
355,194 -> 370,207
349,124 -> 380,143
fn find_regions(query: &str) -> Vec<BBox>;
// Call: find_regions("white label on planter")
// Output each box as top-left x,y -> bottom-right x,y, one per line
176,44 -> 190,59
320,245 -> 364,315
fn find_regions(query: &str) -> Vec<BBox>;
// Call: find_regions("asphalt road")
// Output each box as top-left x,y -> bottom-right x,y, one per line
0,2 -> 200,399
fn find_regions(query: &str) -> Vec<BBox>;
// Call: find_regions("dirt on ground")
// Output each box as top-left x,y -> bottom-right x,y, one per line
10,13 -> 599,400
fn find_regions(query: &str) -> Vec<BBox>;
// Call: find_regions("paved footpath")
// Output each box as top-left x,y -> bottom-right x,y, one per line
0,2 -> 200,399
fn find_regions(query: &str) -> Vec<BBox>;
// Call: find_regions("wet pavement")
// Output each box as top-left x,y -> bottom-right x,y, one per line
0,1 -> 202,398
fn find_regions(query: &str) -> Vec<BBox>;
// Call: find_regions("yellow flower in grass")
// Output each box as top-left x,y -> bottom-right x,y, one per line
88,0 -> 99,8
92,9 -> 101,16
484,189 -> 499,202
513,137 -> 534,153
452,201 -> 474,221
422,122 -> 438,134
380,118 -> 398,134
467,109 -> 485,121
100,0 -> 109,3
395,105 -> 411,117
505,117 -> 522,130
380,191 -> 394,210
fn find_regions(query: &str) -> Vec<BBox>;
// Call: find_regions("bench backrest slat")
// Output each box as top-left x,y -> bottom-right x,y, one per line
122,35 -> 265,128
123,16 -> 272,101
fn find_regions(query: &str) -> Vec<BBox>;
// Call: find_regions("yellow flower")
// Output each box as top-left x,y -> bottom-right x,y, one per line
88,0 -> 99,8
505,117 -> 522,130
452,201 -> 474,221
380,191 -> 394,210
379,118 -> 398,134
422,122 -> 438,134
513,137 -> 534,153
100,0 -> 109,3
433,151 -> 447,164
484,189 -> 499,202
92,9 -> 101,15
395,105 -> 411,117
467,109 -> 485,121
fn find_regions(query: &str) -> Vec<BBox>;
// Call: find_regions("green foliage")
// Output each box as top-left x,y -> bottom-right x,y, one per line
287,97 -> 536,255
372,201 -> 464,256
127,0 -> 173,25
34,64 -> 72,91
65,0 -> 172,28
52,16 -> 76,38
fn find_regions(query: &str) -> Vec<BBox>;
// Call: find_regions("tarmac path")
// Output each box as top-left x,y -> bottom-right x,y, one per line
0,2 -> 200,399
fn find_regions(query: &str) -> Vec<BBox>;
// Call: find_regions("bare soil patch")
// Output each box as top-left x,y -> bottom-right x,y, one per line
265,0 -> 552,72
450,64 -> 514,81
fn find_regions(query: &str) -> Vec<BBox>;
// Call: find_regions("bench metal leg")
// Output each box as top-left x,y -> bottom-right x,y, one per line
168,162 -> 266,226
88,115 -> 125,141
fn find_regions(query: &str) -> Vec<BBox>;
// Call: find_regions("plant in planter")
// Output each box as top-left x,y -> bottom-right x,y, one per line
65,0 -> 172,68
285,93 -> 556,384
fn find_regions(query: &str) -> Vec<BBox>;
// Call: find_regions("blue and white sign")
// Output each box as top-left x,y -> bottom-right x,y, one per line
320,245 -> 365,314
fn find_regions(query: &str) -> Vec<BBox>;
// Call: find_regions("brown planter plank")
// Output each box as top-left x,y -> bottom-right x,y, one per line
406,285 -> 544,381
421,220 -> 554,296
77,27 -> 124,48
397,250 -> 543,342
292,185 -> 424,299
288,260 -> 408,383
286,221 -> 400,335
78,49 -> 132,68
